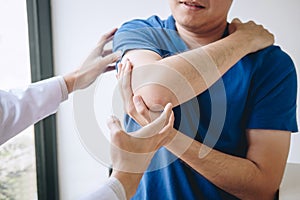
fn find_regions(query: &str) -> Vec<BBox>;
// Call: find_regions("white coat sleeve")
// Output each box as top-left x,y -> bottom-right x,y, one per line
0,76 -> 68,145
79,177 -> 127,200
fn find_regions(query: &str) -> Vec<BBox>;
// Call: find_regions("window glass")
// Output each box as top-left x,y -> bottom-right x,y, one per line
0,0 -> 37,199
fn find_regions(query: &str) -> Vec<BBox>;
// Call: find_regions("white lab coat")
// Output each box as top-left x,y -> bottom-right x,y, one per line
0,76 -> 126,200
80,177 -> 126,200
0,76 -> 68,145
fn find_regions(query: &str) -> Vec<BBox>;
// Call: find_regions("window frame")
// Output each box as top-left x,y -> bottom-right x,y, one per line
26,0 -> 59,199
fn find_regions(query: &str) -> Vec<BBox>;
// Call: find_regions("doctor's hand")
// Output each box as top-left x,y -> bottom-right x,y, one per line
108,103 -> 175,192
107,103 -> 174,199
117,59 -> 161,126
108,103 -> 176,199
108,102 -> 174,174
63,28 -> 121,93
229,18 -> 274,53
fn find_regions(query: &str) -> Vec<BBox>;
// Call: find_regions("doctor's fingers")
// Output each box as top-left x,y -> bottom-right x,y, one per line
117,62 -> 134,108
122,61 -> 151,125
102,49 -> 112,57
118,61 -> 135,111
97,28 -> 118,52
95,51 -> 120,71
83,28 -> 117,64
133,95 -> 151,123
107,115 -> 124,136
151,102 -> 173,130
158,109 -> 174,135
132,103 -> 173,138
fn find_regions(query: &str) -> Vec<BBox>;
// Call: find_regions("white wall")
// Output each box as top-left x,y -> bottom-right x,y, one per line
51,1 -> 300,199
51,1 -> 170,199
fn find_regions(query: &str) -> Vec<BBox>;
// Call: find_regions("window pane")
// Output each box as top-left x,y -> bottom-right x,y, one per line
0,0 -> 37,199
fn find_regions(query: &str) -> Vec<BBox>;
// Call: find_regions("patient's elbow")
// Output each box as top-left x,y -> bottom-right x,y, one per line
144,95 -> 169,112
134,85 -> 176,112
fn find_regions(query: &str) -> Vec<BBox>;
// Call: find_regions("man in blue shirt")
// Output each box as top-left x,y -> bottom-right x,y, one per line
113,0 -> 298,199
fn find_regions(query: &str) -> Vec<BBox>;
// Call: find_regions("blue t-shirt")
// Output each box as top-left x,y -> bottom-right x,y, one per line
113,15 -> 298,200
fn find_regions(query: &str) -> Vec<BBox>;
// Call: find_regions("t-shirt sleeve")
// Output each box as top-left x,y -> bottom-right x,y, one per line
246,47 -> 298,132
113,15 -> 186,59
113,18 -> 163,56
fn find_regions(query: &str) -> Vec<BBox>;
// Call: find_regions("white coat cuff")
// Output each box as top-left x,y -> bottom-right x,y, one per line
57,76 -> 69,101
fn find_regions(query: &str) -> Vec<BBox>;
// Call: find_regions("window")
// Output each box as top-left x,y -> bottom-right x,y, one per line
0,0 -> 37,199
0,0 -> 59,199
27,0 -> 59,199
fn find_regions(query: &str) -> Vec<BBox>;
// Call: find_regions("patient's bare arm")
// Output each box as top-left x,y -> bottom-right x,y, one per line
120,19 -> 274,112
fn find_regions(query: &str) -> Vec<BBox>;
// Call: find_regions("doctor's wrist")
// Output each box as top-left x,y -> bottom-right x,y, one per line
63,71 -> 77,94
112,171 -> 143,200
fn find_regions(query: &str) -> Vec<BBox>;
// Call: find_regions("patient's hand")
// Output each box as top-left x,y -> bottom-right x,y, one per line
229,18 -> 274,53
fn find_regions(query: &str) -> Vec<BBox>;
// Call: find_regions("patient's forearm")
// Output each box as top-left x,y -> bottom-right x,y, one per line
164,129 -> 288,199
130,32 -> 254,110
